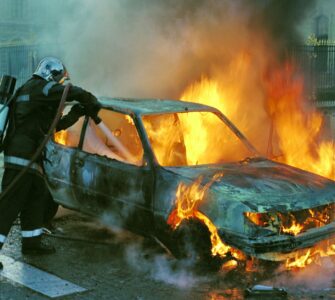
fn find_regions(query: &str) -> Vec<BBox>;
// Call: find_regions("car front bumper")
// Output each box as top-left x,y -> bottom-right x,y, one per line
219,221 -> 335,260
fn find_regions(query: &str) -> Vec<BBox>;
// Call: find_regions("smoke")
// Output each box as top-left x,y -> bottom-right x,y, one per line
248,0 -> 317,56
40,0 -> 315,99
265,258 -> 335,291
124,241 -> 203,289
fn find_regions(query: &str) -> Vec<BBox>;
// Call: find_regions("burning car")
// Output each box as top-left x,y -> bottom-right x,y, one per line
45,98 -> 335,264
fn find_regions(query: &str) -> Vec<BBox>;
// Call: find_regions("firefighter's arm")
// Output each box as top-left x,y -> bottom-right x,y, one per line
56,104 -> 86,131
47,84 -> 102,123
67,85 -> 101,122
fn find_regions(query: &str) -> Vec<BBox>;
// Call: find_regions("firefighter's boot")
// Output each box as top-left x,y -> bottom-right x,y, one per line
22,236 -> 55,255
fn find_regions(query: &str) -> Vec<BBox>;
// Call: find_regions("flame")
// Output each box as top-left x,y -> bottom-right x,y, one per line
287,249 -> 312,269
167,174 -> 244,260
285,240 -> 335,269
179,63 -> 335,180
221,259 -> 238,271
142,114 -> 186,166
142,110 -> 252,167
244,206 -> 335,268
263,63 -> 335,179
177,61 -> 335,269
245,212 -> 269,227
281,219 -> 304,236
54,130 -> 67,145
246,204 -> 335,237
125,115 -> 135,125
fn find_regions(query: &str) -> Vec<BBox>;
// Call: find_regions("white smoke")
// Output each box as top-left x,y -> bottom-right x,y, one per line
41,1 -> 258,98
41,0 -> 313,100
263,257 -> 335,292
125,241 -> 203,288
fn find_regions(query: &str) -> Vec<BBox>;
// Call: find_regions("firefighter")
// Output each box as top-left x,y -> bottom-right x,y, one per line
0,57 -> 101,268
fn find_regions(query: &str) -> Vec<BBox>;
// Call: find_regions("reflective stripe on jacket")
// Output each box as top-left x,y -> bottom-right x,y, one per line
4,155 -> 43,175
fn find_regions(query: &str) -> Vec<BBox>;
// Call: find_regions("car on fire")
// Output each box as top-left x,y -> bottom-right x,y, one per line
44,97 -> 335,263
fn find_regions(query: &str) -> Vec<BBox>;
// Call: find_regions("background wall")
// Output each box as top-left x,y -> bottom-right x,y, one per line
298,0 -> 335,42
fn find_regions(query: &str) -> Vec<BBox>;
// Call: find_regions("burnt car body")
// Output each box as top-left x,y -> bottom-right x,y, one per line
44,98 -> 335,260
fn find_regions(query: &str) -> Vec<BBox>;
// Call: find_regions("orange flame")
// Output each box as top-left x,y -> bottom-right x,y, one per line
281,219 -> 304,236
178,63 -> 335,269
285,240 -> 335,269
167,174 -> 244,260
263,63 -> 335,179
179,64 -> 335,180
54,130 -> 67,145
142,110 -> 252,167
246,204 -> 335,237
125,115 -> 135,125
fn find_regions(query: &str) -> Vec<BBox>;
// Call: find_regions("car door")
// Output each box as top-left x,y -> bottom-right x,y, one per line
70,109 -> 154,233
44,107 -> 87,210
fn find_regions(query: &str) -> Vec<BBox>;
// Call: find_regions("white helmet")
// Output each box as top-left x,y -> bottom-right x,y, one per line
34,57 -> 69,83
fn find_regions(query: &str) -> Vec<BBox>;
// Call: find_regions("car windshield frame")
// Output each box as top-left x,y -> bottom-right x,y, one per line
138,109 -> 259,167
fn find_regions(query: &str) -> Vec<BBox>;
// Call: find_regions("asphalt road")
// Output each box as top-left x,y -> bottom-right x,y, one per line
0,210 -> 335,300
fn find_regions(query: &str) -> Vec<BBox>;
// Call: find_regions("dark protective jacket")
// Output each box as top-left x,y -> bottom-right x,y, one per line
4,75 -> 100,163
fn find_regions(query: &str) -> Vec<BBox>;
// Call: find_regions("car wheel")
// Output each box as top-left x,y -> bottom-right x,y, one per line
171,218 -> 222,269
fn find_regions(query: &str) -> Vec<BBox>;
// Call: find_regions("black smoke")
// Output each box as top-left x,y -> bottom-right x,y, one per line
248,0 -> 317,54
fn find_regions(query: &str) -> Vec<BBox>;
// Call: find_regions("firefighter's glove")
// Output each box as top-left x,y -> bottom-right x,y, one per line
87,102 -> 102,124
56,104 -> 86,131
70,104 -> 86,118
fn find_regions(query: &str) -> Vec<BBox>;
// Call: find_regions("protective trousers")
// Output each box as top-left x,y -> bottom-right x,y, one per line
0,168 -> 48,249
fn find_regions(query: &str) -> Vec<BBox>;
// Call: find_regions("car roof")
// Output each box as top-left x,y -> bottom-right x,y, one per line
98,97 -> 218,115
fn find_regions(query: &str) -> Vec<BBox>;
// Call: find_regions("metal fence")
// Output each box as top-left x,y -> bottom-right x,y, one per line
0,44 -> 39,86
0,43 -> 58,87
292,43 -> 335,102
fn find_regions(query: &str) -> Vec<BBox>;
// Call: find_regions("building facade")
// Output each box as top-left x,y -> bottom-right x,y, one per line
0,0 -> 64,85
298,0 -> 335,42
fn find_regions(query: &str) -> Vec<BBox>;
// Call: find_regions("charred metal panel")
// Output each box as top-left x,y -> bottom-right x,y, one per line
165,158 -> 335,214
98,97 -> 218,115
44,142 -> 81,210
220,222 -> 335,256
70,149 -> 154,233
45,140 -> 155,233
152,167 -> 183,226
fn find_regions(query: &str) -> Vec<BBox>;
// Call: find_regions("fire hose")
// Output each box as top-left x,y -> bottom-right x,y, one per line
0,83 -> 72,201
43,227 -> 174,256
96,121 -> 136,163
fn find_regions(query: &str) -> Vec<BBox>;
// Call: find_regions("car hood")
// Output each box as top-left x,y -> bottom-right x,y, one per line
164,157 -> 335,213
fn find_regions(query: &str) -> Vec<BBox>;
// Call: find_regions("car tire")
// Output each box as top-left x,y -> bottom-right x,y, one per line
171,218 -> 222,269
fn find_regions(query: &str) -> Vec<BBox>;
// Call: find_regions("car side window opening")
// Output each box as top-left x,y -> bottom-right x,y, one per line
82,109 -> 144,166
54,106 -> 85,148
142,113 -> 187,166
